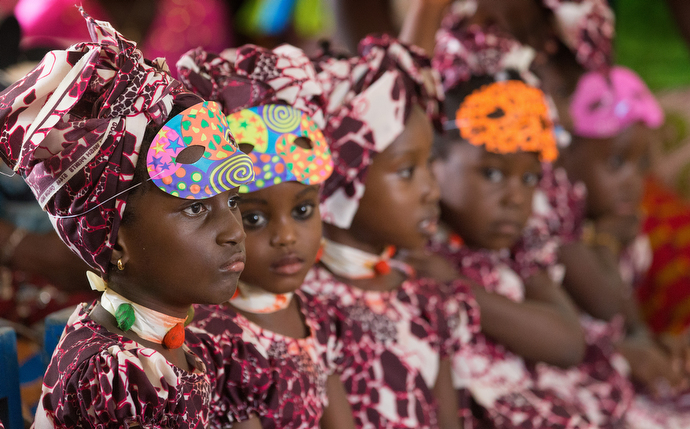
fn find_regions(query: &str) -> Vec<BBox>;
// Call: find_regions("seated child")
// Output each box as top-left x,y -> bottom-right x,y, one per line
177,45 -> 356,429
557,66 -> 690,428
0,10 -> 267,427
430,75 -> 634,428
302,35 -> 479,429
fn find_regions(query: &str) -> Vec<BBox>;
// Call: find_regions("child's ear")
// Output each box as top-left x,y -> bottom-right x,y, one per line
110,230 -> 130,268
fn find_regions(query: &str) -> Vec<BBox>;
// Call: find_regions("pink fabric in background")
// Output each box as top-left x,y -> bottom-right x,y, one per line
14,0 -> 233,75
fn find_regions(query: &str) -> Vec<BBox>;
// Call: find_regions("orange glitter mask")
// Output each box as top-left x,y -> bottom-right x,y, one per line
454,81 -> 558,162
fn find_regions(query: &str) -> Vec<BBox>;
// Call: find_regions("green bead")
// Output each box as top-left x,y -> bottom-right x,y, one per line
184,306 -> 195,326
115,303 -> 135,331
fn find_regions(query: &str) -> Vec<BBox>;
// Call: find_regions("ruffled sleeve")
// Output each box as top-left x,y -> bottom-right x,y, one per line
295,289 -> 354,377
189,304 -> 279,426
445,278 -> 481,355
35,306 -> 211,428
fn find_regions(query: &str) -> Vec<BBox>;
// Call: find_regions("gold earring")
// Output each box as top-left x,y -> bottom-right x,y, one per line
117,259 -> 125,271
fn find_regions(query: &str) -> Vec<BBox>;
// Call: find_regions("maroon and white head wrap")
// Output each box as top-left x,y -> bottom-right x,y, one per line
0,9 -> 200,274
176,44 -> 326,128
434,0 -> 614,91
314,34 -> 444,229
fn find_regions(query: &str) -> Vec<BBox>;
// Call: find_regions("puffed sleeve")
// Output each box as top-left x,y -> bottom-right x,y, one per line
295,290 -> 355,377
189,304 -> 279,427
444,278 -> 481,357
36,326 -> 208,428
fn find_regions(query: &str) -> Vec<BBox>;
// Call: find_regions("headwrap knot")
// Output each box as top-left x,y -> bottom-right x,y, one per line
0,9 -> 200,273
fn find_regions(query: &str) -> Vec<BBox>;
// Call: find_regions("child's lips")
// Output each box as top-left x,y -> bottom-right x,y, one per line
220,253 -> 246,273
419,217 -> 439,237
493,221 -> 522,237
270,255 -> 305,275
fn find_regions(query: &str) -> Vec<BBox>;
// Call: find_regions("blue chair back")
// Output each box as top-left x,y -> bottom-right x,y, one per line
0,327 -> 23,429
42,307 -> 74,370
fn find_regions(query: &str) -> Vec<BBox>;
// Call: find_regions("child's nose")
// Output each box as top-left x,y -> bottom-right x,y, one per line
504,178 -> 529,208
421,164 -> 441,204
217,210 -> 246,246
270,219 -> 298,247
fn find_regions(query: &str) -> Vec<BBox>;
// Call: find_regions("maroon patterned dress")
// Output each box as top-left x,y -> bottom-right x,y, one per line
302,265 -> 478,429
33,303 -> 221,428
513,166 -> 690,428
191,290 -> 345,429
432,235 -> 635,429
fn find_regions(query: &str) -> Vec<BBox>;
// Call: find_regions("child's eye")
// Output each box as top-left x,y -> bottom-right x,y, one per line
483,167 -> 504,183
608,154 -> 624,170
639,155 -> 650,172
183,202 -> 207,216
242,212 -> 267,229
292,203 -> 315,220
523,172 -> 541,187
398,166 -> 415,179
228,196 -> 240,210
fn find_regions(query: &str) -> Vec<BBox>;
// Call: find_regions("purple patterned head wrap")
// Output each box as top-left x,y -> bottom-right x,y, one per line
0,9 -> 200,274
313,34 -> 444,229
434,0 -> 614,91
177,45 -> 333,193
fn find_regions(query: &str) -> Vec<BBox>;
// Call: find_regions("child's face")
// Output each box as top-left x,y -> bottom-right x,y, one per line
116,186 -> 246,309
564,123 -> 651,220
238,182 -> 322,294
433,142 -> 542,250
348,105 -> 440,250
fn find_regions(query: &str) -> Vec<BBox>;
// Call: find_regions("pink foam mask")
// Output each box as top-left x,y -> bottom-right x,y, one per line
570,66 -> 664,139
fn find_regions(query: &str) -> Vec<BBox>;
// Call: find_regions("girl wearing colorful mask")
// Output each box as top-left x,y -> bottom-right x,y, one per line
177,46 -> 356,429
429,75 -> 641,428
0,11 -> 265,428
302,35 -> 479,429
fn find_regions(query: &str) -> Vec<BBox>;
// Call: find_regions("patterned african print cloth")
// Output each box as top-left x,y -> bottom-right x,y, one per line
34,303 -> 218,428
302,265 -> 479,428
433,0 -> 614,91
639,177 -> 690,334
511,164 -> 588,280
431,237 -> 635,429
0,9 -> 197,274
506,168 -> 690,428
176,44 -> 332,194
191,290 -> 345,429
312,34 -> 444,229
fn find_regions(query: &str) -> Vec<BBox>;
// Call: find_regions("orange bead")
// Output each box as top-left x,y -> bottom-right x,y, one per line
374,260 -> 391,275
163,323 -> 185,349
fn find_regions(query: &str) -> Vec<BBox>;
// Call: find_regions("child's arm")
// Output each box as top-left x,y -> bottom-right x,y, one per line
399,0 -> 453,54
229,415 -> 264,429
433,357 -> 463,429
320,373 -> 357,429
558,240 -> 625,321
472,270 -> 585,367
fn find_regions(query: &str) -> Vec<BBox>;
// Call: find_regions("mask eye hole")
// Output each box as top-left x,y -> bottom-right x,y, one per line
239,143 -> 254,154
294,137 -> 313,150
176,145 -> 205,164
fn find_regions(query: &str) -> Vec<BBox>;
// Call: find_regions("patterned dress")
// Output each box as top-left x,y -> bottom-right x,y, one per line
433,239 -> 634,429
302,265 -> 478,429
190,290 -> 345,429
507,165 -> 690,428
34,303 -> 220,428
